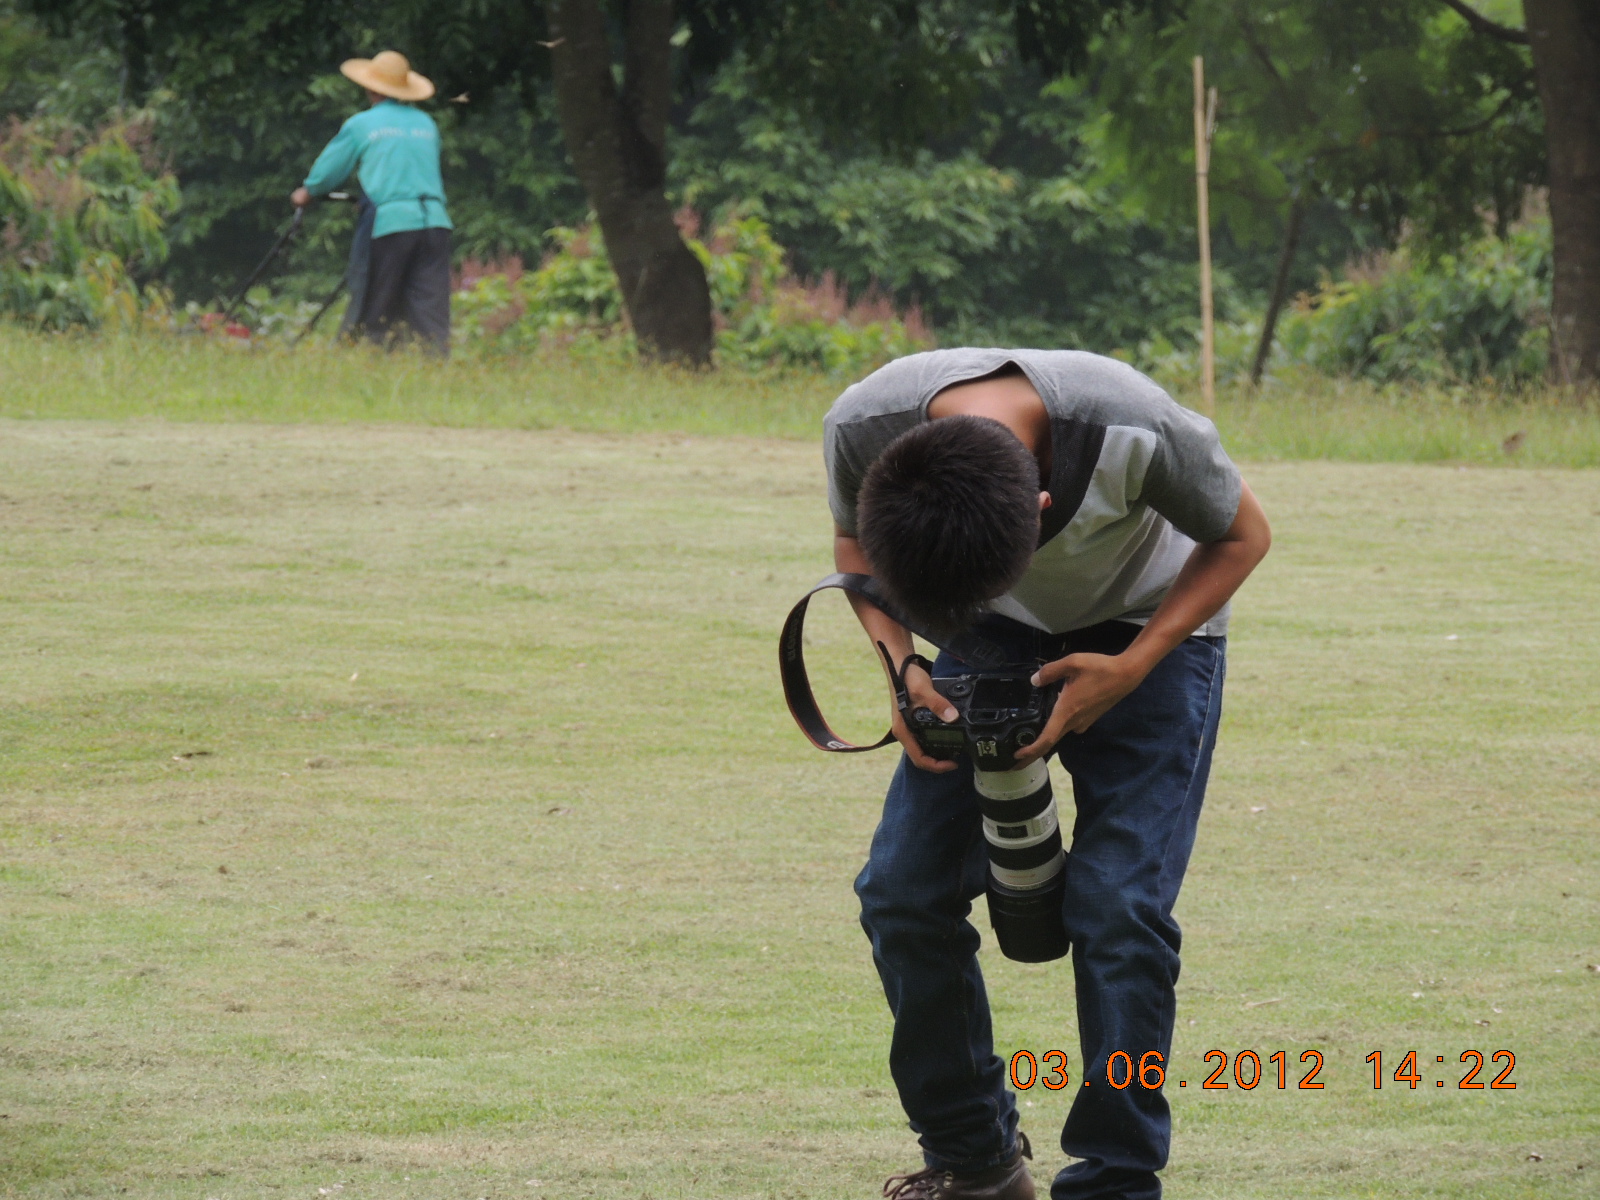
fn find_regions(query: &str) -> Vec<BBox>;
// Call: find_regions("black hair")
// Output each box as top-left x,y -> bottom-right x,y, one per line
857,415 -> 1041,635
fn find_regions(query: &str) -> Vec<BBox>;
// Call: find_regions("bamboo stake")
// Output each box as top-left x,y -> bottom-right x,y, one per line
1192,56 -> 1216,414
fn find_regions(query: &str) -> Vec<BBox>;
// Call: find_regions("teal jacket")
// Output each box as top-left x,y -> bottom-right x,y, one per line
303,100 -> 452,239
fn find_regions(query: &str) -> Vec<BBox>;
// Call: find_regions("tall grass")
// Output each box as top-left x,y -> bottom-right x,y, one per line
2,327 -> 1596,465
0,328 -> 834,438
1171,370 -> 1600,469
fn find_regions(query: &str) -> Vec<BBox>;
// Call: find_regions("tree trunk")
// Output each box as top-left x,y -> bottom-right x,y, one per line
1250,193 -> 1306,385
544,0 -> 713,365
1524,0 -> 1600,385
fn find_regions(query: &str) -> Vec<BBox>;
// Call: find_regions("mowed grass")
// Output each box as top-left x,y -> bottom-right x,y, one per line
1,418 -> 1598,1200
3,327 -> 1599,466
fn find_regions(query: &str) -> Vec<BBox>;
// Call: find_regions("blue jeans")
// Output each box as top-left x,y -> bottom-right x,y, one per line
854,616 -> 1226,1200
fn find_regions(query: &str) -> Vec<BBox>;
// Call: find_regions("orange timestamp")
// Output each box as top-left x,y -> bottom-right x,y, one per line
1365,1049 -> 1517,1090
1008,1048 -> 1518,1092
1009,1049 -> 1323,1092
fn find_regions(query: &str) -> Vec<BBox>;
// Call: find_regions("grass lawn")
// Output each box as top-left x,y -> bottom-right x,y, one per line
1,412 -> 1597,1198
3,328 -> 1599,467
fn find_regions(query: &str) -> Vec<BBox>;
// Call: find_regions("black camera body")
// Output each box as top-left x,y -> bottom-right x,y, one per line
902,670 -> 1061,772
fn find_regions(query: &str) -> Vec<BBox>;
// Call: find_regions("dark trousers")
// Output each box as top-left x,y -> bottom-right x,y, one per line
358,227 -> 451,355
854,616 -> 1226,1200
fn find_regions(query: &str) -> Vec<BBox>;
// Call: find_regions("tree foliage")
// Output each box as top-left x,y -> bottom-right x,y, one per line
3,0 -> 1571,378
684,1 -> 1170,150
671,50 -> 1223,352
1281,217 -> 1551,384
14,1 -> 1172,286
454,211 -> 932,374
0,114 -> 179,327
1084,0 -> 1542,247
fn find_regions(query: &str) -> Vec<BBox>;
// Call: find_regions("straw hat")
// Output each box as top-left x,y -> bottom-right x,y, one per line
340,51 -> 434,101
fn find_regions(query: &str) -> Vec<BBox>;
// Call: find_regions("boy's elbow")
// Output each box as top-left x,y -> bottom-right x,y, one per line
1240,512 -> 1271,567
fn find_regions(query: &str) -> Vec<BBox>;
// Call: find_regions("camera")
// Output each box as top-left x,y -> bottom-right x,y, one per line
892,664 -> 1070,961
779,573 -> 1072,963
901,669 -> 1059,772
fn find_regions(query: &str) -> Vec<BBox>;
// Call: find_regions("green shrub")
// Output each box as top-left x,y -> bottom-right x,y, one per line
714,272 -> 931,374
453,211 -> 931,374
0,117 -> 179,329
1279,220 -> 1552,385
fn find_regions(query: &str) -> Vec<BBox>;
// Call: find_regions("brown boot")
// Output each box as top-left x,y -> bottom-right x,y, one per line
882,1133 -> 1034,1200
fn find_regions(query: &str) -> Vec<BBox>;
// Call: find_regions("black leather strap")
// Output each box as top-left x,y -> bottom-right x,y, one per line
778,573 -> 1009,753
876,647 -> 935,722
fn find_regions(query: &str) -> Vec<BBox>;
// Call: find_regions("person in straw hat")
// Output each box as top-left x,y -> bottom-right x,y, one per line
292,51 -> 452,355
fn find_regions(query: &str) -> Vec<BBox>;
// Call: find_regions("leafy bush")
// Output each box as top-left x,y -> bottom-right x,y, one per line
1137,313 -> 1265,393
672,61 -> 1234,355
0,116 -> 179,329
1278,220 -> 1552,385
454,211 -> 932,374
452,225 -> 622,350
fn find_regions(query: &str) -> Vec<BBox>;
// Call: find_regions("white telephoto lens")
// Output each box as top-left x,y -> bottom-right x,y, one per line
991,852 -> 1066,890
973,759 -> 1050,801
982,806 -> 1060,848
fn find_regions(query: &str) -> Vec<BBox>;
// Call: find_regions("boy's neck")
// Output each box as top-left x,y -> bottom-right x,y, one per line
927,370 -> 1052,472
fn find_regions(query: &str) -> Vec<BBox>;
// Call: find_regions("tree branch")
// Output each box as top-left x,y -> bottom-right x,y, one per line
1234,7 -> 1314,129
1437,0 -> 1529,45
1251,190 -> 1307,386
1424,90 -> 1521,138
1315,89 -> 1521,153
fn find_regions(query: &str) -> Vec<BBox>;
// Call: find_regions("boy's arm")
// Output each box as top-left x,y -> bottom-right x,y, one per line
835,528 -> 961,773
1013,479 -> 1271,766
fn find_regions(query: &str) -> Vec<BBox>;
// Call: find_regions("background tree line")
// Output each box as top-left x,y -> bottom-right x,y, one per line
4,0 -> 1596,383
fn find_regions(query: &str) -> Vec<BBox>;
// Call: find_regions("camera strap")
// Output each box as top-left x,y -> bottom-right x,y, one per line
779,573 -> 1011,753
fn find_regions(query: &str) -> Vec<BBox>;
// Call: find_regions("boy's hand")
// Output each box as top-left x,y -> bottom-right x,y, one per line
290,186 -> 312,208
891,659 -> 961,774
1013,652 -> 1147,765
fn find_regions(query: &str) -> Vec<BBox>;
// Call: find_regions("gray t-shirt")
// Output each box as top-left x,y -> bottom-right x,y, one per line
824,349 -> 1242,636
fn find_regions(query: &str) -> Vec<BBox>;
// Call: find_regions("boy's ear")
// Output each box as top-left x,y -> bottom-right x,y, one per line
1039,491 -> 1052,512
